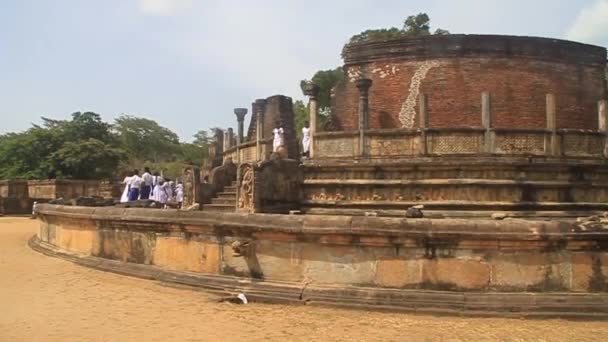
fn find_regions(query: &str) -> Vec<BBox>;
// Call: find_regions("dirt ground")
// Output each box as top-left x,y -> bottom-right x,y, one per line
1,217 -> 607,341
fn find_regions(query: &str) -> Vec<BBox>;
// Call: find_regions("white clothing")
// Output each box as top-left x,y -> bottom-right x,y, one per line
157,183 -> 170,204
142,172 -> 153,186
120,176 -> 131,203
129,175 -> 142,189
302,127 -> 311,153
166,182 -> 174,201
176,184 -> 184,203
273,127 -> 284,152
151,177 -> 164,202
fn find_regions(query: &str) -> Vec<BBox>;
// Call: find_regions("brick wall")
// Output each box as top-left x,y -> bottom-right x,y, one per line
333,35 -> 607,131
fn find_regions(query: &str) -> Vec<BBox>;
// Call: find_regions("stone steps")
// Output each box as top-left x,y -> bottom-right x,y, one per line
202,203 -> 235,212
212,197 -> 236,205
203,180 -> 238,212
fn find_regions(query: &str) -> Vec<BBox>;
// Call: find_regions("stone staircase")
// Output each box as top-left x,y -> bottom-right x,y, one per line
202,181 -> 237,212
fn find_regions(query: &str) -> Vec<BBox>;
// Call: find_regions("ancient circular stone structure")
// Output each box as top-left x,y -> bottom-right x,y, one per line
333,34 -> 607,130
29,35 -> 608,318
32,205 -> 608,317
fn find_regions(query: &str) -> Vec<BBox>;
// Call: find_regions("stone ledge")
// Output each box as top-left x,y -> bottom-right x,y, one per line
35,204 -> 608,249
28,235 -> 608,319
343,34 -> 607,66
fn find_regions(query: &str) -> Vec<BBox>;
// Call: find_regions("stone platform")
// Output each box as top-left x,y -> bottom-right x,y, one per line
32,204 -> 608,318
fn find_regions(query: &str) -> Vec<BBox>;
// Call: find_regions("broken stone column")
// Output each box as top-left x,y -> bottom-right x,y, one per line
234,108 -> 248,163
302,82 -> 320,158
419,94 -> 428,155
546,93 -> 558,156
599,99 -> 608,157
255,99 -> 267,161
356,78 -> 372,158
482,91 -> 493,153
226,128 -> 234,150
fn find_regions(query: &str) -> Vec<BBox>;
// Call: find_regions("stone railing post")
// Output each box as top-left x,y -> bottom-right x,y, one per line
356,78 -> 372,158
419,94 -> 428,155
546,93 -> 558,156
302,82 -> 320,158
599,99 -> 608,158
234,108 -> 248,163
254,99 -> 267,161
481,91 -> 493,153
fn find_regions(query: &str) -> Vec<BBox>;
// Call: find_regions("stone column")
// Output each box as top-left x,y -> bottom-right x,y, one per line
546,93 -> 558,156
234,108 -> 248,163
226,128 -> 234,149
419,94 -> 428,155
481,92 -> 493,153
302,82 -> 320,158
356,78 -> 372,158
599,99 -> 608,157
223,129 -> 230,151
255,99 -> 267,161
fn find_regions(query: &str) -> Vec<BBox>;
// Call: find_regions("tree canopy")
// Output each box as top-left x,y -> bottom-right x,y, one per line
0,112 -> 214,180
347,13 -> 450,45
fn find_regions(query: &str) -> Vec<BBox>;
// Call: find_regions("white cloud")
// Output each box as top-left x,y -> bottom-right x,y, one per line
565,0 -> 608,45
138,0 -> 193,16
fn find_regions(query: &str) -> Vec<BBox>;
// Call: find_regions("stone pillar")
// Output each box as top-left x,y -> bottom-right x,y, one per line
223,130 -> 230,151
546,93 -> 558,156
234,108 -> 248,163
211,128 -> 224,168
356,78 -> 372,158
419,94 -> 428,155
226,128 -> 234,150
599,100 -> 608,157
255,99 -> 267,161
481,92 -> 493,153
302,82 -> 320,158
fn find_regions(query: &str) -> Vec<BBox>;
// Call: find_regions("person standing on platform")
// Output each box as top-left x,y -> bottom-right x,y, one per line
272,121 -> 284,153
302,121 -> 311,159
175,182 -> 184,209
140,167 -> 153,199
151,174 -> 163,203
120,174 -> 132,203
128,170 -> 142,201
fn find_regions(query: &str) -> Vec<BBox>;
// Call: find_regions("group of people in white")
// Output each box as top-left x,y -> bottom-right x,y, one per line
120,167 -> 184,208
272,121 -> 310,158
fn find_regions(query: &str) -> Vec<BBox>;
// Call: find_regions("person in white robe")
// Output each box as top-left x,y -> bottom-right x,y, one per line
158,181 -> 170,206
175,182 -> 184,208
272,123 -> 284,153
151,176 -> 164,202
166,181 -> 175,202
120,175 -> 132,203
302,121 -> 311,159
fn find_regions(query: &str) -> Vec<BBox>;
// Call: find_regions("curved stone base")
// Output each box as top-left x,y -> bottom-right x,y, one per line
29,235 -> 608,319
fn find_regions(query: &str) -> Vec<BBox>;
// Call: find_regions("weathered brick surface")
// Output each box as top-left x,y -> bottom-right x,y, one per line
332,35 -> 607,132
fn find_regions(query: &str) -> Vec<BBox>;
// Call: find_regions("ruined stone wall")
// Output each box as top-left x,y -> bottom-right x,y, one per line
242,95 -> 298,160
333,35 -> 607,131
35,204 -> 608,294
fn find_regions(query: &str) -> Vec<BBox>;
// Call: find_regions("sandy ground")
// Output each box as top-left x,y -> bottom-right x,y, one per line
1,217 -> 607,341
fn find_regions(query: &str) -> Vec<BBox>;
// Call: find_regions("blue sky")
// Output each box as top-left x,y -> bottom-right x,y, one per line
1,0 -> 607,142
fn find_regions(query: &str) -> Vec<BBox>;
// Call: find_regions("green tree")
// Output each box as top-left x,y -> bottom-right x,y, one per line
50,138 -> 125,179
346,12 -> 449,46
403,13 -> 431,36
0,112 -> 124,180
114,115 -> 180,163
